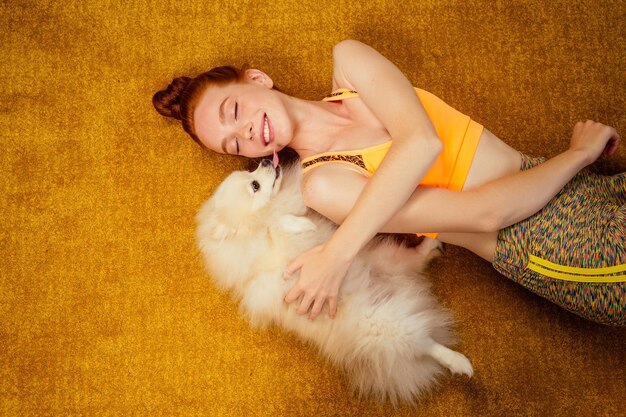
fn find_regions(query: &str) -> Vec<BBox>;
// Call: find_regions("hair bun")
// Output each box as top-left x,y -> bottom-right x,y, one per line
152,77 -> 192,120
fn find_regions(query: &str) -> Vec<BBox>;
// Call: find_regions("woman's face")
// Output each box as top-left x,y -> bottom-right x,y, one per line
193,70 -> 291,158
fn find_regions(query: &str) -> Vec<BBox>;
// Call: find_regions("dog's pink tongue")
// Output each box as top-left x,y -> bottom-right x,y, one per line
272,150 -> 279,168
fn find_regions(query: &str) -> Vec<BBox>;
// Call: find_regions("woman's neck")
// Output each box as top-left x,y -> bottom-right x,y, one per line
282,94 -> 352,159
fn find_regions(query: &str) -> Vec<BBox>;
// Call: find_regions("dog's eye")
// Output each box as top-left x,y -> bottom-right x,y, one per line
251,180 -> 260,193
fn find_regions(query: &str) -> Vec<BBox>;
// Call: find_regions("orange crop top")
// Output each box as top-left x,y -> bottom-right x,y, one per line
302,87 -> 483,191
301,87 -> 485,238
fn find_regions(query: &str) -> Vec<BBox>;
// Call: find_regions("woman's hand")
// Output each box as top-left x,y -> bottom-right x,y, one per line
569,120 -> 620,165
283,243 -> 353,320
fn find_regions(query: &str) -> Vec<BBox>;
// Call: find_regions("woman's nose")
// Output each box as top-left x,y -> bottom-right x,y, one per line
237,121 -> 253,141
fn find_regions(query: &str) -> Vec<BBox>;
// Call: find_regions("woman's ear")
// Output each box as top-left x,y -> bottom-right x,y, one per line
244,69 -> 274,89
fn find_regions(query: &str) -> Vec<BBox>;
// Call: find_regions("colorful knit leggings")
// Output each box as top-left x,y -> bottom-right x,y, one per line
492,154 -> 625,326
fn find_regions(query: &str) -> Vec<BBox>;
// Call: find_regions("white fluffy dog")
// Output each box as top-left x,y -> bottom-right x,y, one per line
196,160 -> 473,405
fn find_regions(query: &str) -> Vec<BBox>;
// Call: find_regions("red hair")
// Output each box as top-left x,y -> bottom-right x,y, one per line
153,66 -> 297,167
152,65 -> 248,147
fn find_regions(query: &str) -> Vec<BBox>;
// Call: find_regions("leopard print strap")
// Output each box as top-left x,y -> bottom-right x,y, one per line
324,89 -> 358,99
301,154 -> 367,171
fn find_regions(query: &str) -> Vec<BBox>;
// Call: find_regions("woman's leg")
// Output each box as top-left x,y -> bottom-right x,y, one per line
492,155 -> 626,326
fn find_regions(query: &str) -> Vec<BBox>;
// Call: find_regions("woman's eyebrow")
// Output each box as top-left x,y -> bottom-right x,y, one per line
219,96 -> 229,124
218,96 -> 230,153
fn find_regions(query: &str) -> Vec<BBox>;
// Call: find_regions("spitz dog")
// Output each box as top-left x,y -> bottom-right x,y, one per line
196,160 -> 472,405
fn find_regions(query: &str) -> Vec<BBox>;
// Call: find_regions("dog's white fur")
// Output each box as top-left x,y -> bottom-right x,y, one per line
196,160 -> 473,406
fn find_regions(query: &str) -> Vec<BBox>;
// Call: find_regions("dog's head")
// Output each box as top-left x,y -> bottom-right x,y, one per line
196,160 -> 322,293
197,159 -> 283,241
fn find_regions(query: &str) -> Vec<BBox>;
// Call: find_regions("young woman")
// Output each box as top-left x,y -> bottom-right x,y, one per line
153,40 -> 624,325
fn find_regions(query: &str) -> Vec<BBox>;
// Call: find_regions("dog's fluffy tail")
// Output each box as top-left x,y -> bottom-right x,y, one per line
343,316 -> 455,407
323,285 -> 461,407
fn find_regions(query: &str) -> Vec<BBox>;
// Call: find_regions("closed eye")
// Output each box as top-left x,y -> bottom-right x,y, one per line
233,102 -> 239,154
227,138 -> 239,155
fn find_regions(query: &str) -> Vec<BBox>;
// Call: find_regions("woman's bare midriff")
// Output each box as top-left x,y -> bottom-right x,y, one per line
462,128 -> 522,191
438,128 -> 522,262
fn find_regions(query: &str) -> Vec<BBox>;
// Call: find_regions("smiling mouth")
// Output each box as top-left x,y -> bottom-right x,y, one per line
262,114 -> 272,145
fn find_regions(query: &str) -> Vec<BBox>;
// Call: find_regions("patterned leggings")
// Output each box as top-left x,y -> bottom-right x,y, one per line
492,154 -> 626,326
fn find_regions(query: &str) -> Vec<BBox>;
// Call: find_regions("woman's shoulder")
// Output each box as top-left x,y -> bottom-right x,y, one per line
301,162 -> 370,225
330,40 -> 374,92
301,163 -> 368,202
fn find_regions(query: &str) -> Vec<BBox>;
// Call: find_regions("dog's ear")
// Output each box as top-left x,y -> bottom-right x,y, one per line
278,214 -> 317,234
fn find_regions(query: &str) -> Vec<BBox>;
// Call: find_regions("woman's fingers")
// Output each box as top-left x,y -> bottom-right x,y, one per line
283,242 -> 348,320
570,120 -> 621,163
284,283 -> 317,316
284,285 -> 302,304
328,296 -> 338,319
284,254 -> 305,279
296,294 -> 314,315
604,133 -> 620,156
308,298 -> 326,320
284,245 -> 324,279
284,285 -> 334,320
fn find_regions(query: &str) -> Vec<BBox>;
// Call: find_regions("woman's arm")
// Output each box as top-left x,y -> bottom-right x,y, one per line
306,148 -> 585,236
287,120 -> 619,319
284,40 -> 444,320
306,120 -> 619,234
326,40 -> 442,253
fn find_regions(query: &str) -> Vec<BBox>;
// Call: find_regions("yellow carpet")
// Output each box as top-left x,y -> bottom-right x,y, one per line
1,1 -> 625,415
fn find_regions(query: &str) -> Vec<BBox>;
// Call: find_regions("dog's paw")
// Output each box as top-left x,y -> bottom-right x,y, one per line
425,341 -> 474,377
442,351 -> 474,378
278,214 -> 317,234
415,237 -> 443,258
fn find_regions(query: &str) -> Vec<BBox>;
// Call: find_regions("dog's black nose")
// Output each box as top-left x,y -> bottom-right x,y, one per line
261,159 -> 272,168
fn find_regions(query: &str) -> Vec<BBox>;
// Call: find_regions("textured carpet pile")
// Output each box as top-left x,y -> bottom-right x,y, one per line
1,1 -> 624,415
